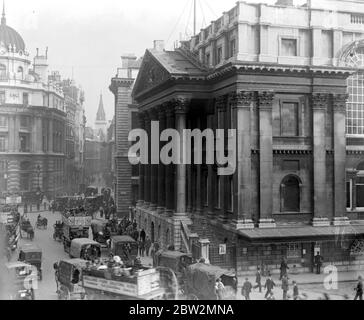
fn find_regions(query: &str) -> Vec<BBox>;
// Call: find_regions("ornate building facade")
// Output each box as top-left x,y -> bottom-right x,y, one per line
133,0 -> 364,275
110,54 -> 142,217
0,9 -> 66,202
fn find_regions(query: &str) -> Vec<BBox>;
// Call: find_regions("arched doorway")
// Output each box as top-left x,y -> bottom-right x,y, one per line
151,222 -> 155,243
281,175 -> 301,212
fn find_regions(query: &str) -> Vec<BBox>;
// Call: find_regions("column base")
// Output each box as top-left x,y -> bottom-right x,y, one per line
157,206 -> 165,214
149,203 -> 157,211
143,202 -> 150,208
312,217 -> 330,227
231,219 -> 255,230
165,209 -> 174,217
258,218 -> 276,229
136,200 -> 144,206
218,215 -> 228,224
332,217 -> 350,226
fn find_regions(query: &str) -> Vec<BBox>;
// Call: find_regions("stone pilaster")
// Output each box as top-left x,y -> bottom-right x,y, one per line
258,91 -> 276,228
206,113 -> 216,220
332,94 -> 350,226
195,117 -> 202,215
231,91 -> 255,229
312,93 -> 330,227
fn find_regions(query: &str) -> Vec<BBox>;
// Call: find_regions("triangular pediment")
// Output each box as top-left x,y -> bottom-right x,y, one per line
132,50 -> 171,100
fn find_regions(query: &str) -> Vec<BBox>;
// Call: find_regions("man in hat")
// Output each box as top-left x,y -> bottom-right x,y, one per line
242,278 -> 253,300
354,276 -> 363,300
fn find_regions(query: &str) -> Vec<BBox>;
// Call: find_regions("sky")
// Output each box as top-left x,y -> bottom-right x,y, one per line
8,0 -> 307,126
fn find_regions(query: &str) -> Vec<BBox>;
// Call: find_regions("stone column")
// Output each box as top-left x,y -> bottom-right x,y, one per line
231,91 -> 254,229
207,114 -> 216,220
187,118 -> 193,213
195,117 -> 202,215
258,92 -> 276,228
157,105 -> 166,213
312,93 -> 329,227
216,95 -> 227,223
165,103 -> 175,215
143,113 -> 151,207
8,116 -> 15,152
333,94 -> 350,226
149,109 -> 158,211
174,98 -> 189,217
137,112 -> 145,205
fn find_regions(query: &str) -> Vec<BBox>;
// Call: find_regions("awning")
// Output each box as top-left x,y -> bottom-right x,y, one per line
238,224 -> 364,243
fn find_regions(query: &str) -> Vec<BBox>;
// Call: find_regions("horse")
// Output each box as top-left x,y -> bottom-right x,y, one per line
36,217 -> 48,230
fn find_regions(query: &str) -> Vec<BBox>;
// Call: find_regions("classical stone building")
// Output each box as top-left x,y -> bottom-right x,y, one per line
110,54 -> 142,217
0,9 -> 66,202
133,0 -> 364,275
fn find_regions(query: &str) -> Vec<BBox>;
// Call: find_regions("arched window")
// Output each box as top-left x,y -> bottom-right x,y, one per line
280,175 -> 301,212
17,66 -> 23,80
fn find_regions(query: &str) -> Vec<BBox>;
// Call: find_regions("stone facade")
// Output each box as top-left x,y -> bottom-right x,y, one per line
109,55 -> 141,217
130,0 -> 364,274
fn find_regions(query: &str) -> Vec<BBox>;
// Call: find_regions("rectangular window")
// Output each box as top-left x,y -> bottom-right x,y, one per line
217,46 -> 223,64
0,91 -> 5,105
23,92 -> 29,106
20,115 -> 29,128
0,115 -> 7,127
19,133 -> 30,152
230,39 -> 236,58
205,53 -> 210,66
0,135 -> 6,151
281,102 -> 299,136
356,177 -> 364,208
281,38 -> 297,56
347,180 -> 352,209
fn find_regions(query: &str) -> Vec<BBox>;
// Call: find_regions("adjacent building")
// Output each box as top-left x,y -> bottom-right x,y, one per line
110,54 -> 142,217
133,0 -> 364,275
0,9 -> 66,202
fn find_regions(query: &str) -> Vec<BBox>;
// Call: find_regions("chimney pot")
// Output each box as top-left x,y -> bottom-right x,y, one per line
153,40 -> 165,52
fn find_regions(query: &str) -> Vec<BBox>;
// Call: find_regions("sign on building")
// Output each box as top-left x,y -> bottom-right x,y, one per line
219,244 -> 226,255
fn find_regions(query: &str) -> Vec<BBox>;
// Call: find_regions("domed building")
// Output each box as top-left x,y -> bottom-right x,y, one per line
0,7 -> 67,204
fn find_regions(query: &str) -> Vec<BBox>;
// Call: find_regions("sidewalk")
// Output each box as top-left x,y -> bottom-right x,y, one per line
238,269 -> 360,287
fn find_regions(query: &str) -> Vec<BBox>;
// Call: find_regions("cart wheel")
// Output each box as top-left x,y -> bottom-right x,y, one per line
187,294 -> 198,300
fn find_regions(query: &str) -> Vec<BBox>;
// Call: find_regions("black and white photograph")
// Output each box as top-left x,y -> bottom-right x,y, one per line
1,0 -> 364,304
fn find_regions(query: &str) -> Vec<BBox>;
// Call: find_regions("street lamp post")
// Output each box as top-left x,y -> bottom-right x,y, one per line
36,164 -> 41,211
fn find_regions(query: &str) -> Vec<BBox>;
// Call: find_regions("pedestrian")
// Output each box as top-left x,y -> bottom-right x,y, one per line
215,278 -> 225,300
145,236 -> 152,257
139,239 -> 145,257
232,276 -> 238,297
253,267 -> 262,292
242,278 -> 252,300
292,281 -> 299,300
279,257 -> 289,280
140,228 -> 146,243
281,274 -> 289,300
354,276 -> 363,300
314,252 -> 323,274
264,275 -> 276,299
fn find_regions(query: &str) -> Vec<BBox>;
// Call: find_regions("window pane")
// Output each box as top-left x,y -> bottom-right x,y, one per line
356,185 -> 364,207
281,39 -> 297,56
282,176 -> 300,212
281,103 -> 298,136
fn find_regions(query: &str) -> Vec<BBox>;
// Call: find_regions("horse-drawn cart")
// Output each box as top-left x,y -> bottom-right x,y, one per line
19,217 -> 34,240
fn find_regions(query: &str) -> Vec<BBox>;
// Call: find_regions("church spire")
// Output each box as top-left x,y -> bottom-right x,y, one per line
96,93 -> 106,122
1,1 -> 6,25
